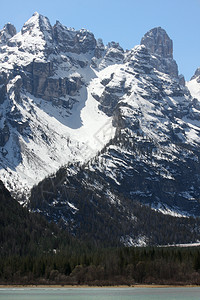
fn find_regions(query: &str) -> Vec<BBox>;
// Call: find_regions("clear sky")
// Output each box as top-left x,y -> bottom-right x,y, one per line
0,0 -> 199,80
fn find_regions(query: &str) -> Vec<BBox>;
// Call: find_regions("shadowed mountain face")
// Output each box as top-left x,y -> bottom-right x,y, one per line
1,13 -> 200,245
0,180 -> 77,255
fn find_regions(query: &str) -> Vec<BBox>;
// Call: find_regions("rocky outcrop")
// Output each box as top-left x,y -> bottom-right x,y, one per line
141,27 -> 178,77
0,23 -> 16,46
94,38 -> 105,59
53,21 -> 96,54
179,74 -> 185,86
141,27 -> 173,58
92,41 -> 124,70
191,67 -> 200,81
105,42 -> 124,61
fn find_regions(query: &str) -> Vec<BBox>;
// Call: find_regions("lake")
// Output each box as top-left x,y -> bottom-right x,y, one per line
1,287 -> 200,300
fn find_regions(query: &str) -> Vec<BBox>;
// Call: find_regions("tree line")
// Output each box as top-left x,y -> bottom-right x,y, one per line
1,246 -> 200,286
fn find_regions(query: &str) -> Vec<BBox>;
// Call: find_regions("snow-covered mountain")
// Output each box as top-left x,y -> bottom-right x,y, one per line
0,12 -> 116,199
1,12 -> 200,223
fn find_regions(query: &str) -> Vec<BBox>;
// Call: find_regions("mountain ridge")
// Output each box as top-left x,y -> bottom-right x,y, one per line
1,13 -> 200,245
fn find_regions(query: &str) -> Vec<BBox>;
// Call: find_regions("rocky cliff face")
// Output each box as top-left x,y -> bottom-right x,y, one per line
141,27 -> 178,78
191,67 -> 200,81
0,23 -> 16,46
141,27 -> 173,58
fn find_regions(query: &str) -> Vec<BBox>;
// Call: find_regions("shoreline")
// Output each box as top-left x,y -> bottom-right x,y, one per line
1,284 -> 200,289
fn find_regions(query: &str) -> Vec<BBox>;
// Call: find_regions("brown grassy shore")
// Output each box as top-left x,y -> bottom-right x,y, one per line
0,284 -> 199,288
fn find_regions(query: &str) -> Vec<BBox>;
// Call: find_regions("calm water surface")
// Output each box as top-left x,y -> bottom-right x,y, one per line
0,287 -> 200,300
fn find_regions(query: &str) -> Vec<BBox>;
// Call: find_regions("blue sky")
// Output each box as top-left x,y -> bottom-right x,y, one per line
0,0 -> 199,80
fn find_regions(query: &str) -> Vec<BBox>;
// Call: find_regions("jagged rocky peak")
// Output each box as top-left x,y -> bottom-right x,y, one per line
178,74 -> 185,86
141,26 -> 173,58
191,67 -> 200,80
76,28 -> 97,54
94,38 -> 105,58
104,41 -> 124,61
140,27 -> 178,77
6,12 -> 54,56
0,23 -> 16,45
107,41 -> 123,50
53,20 -> 77,52
21,12 -> 52,36
53,20 -> 96,54
96,38 -> 104,49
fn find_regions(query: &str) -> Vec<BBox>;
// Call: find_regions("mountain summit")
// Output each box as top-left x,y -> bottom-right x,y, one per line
141,27 -> 173,58
140,27 -> 178,77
